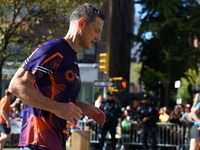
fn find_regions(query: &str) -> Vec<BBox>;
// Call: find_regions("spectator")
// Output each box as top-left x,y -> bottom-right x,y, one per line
178,104 -> 185,115
121,110 -> 131,134
158,106 -> 171,150
134,94 -> 159,150
0,89 -> 14,150
159,106 -> 170,123
169,105 -> 182,126
95,95 -> 104,108
98,92 -> 122,150
180,104 -> 192,150
10,105 -> 21,120
125,105 -> 135,121
121,109 -> 132,121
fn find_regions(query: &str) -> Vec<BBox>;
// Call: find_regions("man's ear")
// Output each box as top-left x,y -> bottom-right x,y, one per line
78,18 -> 85,30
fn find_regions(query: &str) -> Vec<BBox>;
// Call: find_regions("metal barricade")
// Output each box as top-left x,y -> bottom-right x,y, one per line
77,120 -> 100,143
120,122 -> 185,150
76,120 -> 186,150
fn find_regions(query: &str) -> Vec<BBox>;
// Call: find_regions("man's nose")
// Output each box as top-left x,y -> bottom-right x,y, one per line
95,34 -> 101,42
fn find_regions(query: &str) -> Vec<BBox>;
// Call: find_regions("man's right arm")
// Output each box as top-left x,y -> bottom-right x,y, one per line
8,68 -> 82,123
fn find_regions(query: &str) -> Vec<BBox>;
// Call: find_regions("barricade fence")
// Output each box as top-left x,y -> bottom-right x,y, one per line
76,120 -> 188,150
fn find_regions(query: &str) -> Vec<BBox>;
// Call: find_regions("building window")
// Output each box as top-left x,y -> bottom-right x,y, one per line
78,83 -> 94,104
77,44 -> 96,63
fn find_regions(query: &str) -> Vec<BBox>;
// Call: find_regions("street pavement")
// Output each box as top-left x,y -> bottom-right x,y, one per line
3,148 -> 20,150
3,148 -> 72,150
3,147 -> 73,150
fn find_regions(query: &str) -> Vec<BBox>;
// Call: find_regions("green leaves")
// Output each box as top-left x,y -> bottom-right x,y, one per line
0,0 -> 106,81
135,0 -> 200,105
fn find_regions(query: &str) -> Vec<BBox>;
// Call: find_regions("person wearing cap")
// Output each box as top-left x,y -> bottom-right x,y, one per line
98,92 -> 122,150
134,94 -> 159,150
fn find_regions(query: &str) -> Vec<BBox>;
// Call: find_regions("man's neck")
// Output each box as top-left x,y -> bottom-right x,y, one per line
64,35 -> 81,52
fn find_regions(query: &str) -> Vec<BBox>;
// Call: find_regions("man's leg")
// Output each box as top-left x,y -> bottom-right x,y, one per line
141,126 -> 148,150
99,124 -> 108,150
0,132 -> 11,150
190,138 -> 199,150
109,124 -> 117,150
149,127 -> 157,150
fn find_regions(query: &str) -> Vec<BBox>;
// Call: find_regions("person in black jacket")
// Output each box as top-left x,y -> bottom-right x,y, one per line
134,94 -> 159,150
98,92 -> 122,150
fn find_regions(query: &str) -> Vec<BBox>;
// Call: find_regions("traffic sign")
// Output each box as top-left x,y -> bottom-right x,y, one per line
93,80 -> 114,87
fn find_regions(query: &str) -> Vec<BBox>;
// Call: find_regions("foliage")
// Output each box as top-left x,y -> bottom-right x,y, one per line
130,62 -> 142,80
134,0 -> 200,106
180,77 -> 191,104
0,0 -> 105,81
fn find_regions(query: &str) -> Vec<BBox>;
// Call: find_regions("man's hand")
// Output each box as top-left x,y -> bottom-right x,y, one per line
133,121 -> 141,131
85,106 -> 106,125
142,117 -> 150,122
6,120 -> 10,128
53,103 -> 83,123
75,102 -> 106,125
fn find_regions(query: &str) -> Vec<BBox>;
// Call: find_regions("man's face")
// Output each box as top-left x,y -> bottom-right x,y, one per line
142,99 -> 150,104
80,17 -> 104,50
108,95 -> 114,100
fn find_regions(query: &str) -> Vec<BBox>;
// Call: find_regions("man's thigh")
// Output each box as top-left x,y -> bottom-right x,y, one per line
190,138 -> 200,150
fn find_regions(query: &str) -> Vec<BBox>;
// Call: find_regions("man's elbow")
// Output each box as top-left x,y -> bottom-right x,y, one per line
8,78 -> 18,95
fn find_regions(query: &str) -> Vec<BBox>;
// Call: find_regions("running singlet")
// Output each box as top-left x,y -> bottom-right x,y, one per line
19,38 -> 81,150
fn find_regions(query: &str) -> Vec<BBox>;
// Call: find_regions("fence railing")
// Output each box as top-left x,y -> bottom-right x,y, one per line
8,120 -> 189,149
76,120 -> 189,150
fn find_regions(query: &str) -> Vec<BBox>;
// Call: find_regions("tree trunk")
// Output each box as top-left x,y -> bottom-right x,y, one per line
107,0 -> 134,92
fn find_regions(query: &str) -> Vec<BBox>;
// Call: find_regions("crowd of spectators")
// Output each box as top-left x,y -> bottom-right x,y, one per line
116,102 -> 193,150
66,93 -> 194,149
10,98 -> 25,121
2,93 -> 195,149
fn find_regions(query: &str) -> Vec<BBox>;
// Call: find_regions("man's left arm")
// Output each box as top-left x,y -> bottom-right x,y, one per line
150,106 -> 159,122
75,101 -> 106,125
1,109 -> 10,128
116,103 -> 123,119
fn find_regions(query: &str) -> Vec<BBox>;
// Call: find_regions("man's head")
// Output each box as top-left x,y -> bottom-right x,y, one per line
67,3 -> 105,50
70,3 -> 105,25
142,94 -> 151,104
107,92 -> 115,100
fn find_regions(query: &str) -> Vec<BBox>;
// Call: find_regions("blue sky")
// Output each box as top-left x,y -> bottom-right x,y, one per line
135,3 -> 142,16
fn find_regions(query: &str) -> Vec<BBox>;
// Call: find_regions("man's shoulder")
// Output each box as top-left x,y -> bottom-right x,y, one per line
43,37 -> 63,44
0,97 -> 7,102
40,38 -> 68,49
0,97 -> 8,107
